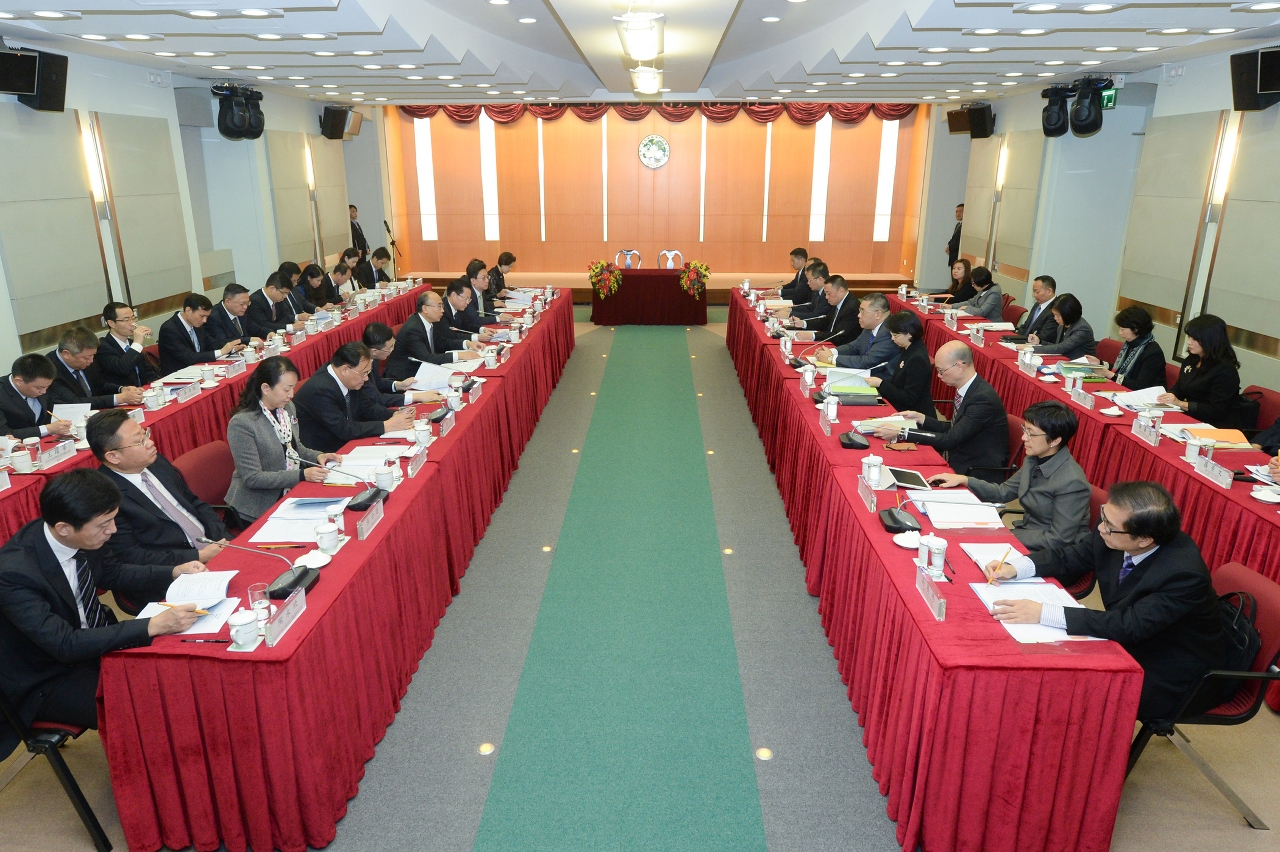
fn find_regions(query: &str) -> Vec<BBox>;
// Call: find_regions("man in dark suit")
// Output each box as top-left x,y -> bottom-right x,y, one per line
361,323 -> 445,411
786,261 -> 832,322
0,469 -> 203,759
816,292 -> 898,376
88,409 -> 229,565
47,327 -> 143,410
158,293 -> 246,375
325,262 -> 355,303
873,340 -> 1008,481
293,342 -> 417,453
444,278 -> 499,339
984,481 -> 1230,721
245,273 -> 305,339
384,291 -> 484,379
204,283 -> 257,350
462,258 -> 496,327
0,354 -> 74,441
354,247 -> 394,289
349,205 -> 370,263
1016,275 -> 1058,339
946,203 -> 963,268
789,275 -> 861,348
778,248 -> 810,302
94,302 -> 159,393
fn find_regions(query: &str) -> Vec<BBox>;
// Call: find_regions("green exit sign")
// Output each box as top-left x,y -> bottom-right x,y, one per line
1100,88 -> 1117,110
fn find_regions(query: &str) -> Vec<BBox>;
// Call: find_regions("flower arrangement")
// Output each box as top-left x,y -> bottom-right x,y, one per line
588,260 -> 622,299
678,260 -> 710,300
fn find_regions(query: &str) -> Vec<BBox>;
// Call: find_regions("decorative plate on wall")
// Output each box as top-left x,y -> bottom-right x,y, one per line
638,134 -> 670,169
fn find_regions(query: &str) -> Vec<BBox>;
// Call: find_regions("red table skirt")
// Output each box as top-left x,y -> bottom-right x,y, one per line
591,269 -> 707,325
0,475 -> 45,541
97,293 -> 574,852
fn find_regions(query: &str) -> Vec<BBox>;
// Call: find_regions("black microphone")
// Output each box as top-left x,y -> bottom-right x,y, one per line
297,458 -> 387,512
199,537 -> 319,600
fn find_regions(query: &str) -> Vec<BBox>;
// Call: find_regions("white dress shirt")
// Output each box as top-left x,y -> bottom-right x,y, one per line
11,376 -> 49,437
43,524 -> 88,628
1009,546 -> 1160,628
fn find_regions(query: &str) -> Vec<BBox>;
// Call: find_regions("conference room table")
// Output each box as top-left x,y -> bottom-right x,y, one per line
94,292 -> 575,852
590,269 -> 708,326
0,474 -> 46,541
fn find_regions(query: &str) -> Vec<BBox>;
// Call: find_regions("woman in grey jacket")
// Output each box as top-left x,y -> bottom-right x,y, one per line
225,356 -> 340,522
1028,293 -> 1097,359
951,265 -> 1004,322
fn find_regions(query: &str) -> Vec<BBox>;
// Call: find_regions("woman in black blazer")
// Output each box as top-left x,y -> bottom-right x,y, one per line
866,311 -> 936,419
1158,314 -> 1242,428
940,258 -> 976,304
1029,293 -> 1097,359
1090,305 -> 1167,390
300,263 -> 341,310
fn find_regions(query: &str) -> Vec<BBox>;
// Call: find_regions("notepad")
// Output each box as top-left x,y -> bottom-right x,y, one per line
412,361 -> 456,391
958,542 -> 1041,576
853,416 -> 914,435
136,597 -> 240,635
148,570 -> 238,610
970,582 -> 1097,643
923,502 -> 1003,529
1109,386 -> 1179,411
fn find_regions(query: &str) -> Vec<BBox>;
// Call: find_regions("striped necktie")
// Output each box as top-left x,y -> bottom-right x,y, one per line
1118,554 -> 1136,583
75,553 -> 110,629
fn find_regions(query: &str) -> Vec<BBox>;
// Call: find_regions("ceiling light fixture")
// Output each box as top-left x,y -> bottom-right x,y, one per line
1081,3 -> 1114,10
256,75 -> 273,80
778,89 -> 792,93
81,34 -> 107,40
407,75 -> 423,80
1095,46 -> 1117,51
615,11 -> 664,61
0,12 -> 16,17
351,91 -> 364,95
926,47 -> 948,53
32,11 -> 66,18
301,34 -> 328,40
1002,81 -> 1017,85
193,51 -> 216,57
157,51 -> 179,56
519,17 -> 536,23
1249,2 -> 1280,8
813,81 -> 827,85
351,97 -> 364,101
972,89 -> 988,93
376,97 -> 387,101
842,81 -> 856,85
1160,28 -> 1188,34
1037,71 -> 1054,76
212,65 -> 231,70
880,72 -> 898,77
287,76 -> 304,80
487,89 -> 500,94
323,84 -> 337,87
353,50 -> 376,56
969,47 -> 991,52
804,89 -> 818,93
362,65 -> 381,70
1207,28 -> 1236,34
188,9 -> 217,17
295,84 -> 309,88
397,64 -> 415,69
1026,3 -> 1058,9
1081,59 -> 1102,65
240,9 -> 271,16
762,16 -> 780,23
947,95 -> 961,99
1044,59 -> 1065,65
1021,28 -> 1046,35
848,72 -> 865,77
632,64 -> 661,94
313,51 -> 334,56
489,0 -> 508,4
973,80 -> 989,84
974,28 -> 1000,35
256,34 -> 281,40
246,65 -> 266,70
1136,46 -> 1159,51
476,83 -> 489,87
923,61 -> 942,66
770,95 -> 783,100
1005,72 -> 1023,76
524,96 -> 535,100
946,89 -> 960,92
513,90 -> 525,94
887,61 -> 906,66
923,95 -> 935,99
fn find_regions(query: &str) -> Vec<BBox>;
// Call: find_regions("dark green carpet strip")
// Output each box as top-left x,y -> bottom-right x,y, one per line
473,326 -> 766,852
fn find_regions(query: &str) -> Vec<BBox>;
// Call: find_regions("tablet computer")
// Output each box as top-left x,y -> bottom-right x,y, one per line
886,467 -> 932,490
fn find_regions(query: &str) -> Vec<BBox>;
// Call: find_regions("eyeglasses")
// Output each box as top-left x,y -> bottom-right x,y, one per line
116,427 -> 151,451
1097,507 -> 1131,537
935,361 -> 961,376
1021,425 -> 1048,439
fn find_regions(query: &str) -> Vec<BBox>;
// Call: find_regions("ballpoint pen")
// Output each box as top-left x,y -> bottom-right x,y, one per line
181,639 -> 231,644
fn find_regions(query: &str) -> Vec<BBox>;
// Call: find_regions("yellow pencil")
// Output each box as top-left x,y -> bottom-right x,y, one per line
990,545 -> 1012,585
160,602 -> 209,616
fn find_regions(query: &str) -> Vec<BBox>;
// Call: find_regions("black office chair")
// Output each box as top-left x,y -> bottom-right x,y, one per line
0,692 -> 112,850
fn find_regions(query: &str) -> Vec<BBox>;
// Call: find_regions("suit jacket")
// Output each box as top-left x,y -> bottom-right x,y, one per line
303,278 -> 341,308
947,221 -> 962,267
363,358 -> 405,410
875,340 -> 935,419
1170,356 -> 1243,429
90,334 -> 158,395
45,350 -> 116,410
789,286 -> 830,321
383,314 -> 467,378
292,366 -> 389,454
833,325 -> 898,377
225,403 -> 321,521
779,269 -> 807,303
286,289 -> 316,316
1111,338 -> 1167,391
954,284 -> 1004,322
943,281 -> 977,304
0,519 -> 172,758
1033,318 -> 1097,360
204,303 -> 252,349
354,261 -> 391,290
158,313 -> 219,375
1017,299 -> 1057,339
0,376 -> 53,440
1255,416 -> 1280,456
100,457 -> 228,565
803,294 -> 861,348
350,219 -> 369,257
444,298 -> 482,334
966,448 -> 1090,552
906,375 -> 1008,481
1031,531 -> 1229,720
244,290 -> 290,338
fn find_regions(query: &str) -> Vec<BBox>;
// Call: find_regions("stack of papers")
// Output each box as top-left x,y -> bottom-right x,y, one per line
970,582 -> 1090,643
413,361 -> 457,391
162,368 -> 204,383
969,321 -> 1016,331
825,368 -> 876,395
1106,386 -> 1179,412
921,501 -> 1003,529
1173,426 -> 1252,449
853,416 -> 914,435
1247,464 -> 1276,485
135,570 -> 240,635
959,542 -> 1031,569
762,299 -> 794,309
251,496 -> 354,542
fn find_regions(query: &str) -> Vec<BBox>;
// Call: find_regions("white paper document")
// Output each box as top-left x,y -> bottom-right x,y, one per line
413,361 -> 457,391
163,570 -> 238,608
970,582 -> 1098,643
451,359 -> 487,373
914,489 -> 981,505
250,518 -> 328,543
1108,386 -> 1179,411
52,404 -> 92,423
958,542 -> 1042,577
136,597 -> 240,635
923,502 -> 1003,529
970,322 -> 1016,331
345,446 -> 411,465
1157,421 -> 1210,442
270,496 -> 351,520
853,416 -> 914,435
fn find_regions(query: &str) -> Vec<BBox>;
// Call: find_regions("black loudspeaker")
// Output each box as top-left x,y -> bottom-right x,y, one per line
1041,87 -> 1071,138
1230,50 -> 1280,112
244,89 -> 264,139
17,51 -> 68,112
1070,85 -> 1104,136
967,103 -> 995,139
946,108 -> 971,134
320,106 -> 348,140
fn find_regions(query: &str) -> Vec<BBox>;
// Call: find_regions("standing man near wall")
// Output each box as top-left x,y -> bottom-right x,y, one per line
349,205 -> 370,264
946,203 -> 964,268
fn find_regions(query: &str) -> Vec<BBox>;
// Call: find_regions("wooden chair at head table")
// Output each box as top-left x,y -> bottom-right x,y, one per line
615,250 -> 642,269
658,250 -> 683,270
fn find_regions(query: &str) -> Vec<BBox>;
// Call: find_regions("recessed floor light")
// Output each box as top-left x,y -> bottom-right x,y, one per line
1044,60 -> 1065,65
518,17 -> 536,23
193,51 -> 216,57
81,34 -> 107,40
1160,28 -> 1188,34
762,16 -> 780,22
969,47 -> 991,53
1081,60 -> 1102,65
478,742 -> 496,755
1207,28 -> 1236,34
1020,29 -> 1046,35
240,9 -> 271,16
974,28 -> 1000,35
125,34 -> 152,40
256,33 -> 281,40
188,9 -> 217,17
923,61 -> 942,66
1136,46 -> 1160,51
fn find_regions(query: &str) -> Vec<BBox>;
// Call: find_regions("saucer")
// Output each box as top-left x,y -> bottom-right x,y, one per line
294,550 -> 332,569
1100,407 -> 1123,417
1038,375 -> 1059,383
1251,489 -> 1280,505
892,531 -> 921,549
200,381 -> 219,389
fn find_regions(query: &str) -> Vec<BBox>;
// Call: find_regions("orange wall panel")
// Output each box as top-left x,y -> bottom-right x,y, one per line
494,114 -> 543,270
606,113 -> 700,266
542,114 -> 604,271
765,118 -> 815,266
703,114 -> 768,270
431,114 -> 485,271
822,117 -> 883,275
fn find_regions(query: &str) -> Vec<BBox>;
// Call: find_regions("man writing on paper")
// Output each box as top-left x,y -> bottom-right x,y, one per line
814,292 -> 897,376
0,354 -> 74,441
293,342 -> 416,454
354,246 -> 394,290
384,291 -> 483,379
0,468 -> 205,759
872,340 -> 1008,481
245,273 -> 308,339
88,409 -> 230,565
984,481 -> 1230,721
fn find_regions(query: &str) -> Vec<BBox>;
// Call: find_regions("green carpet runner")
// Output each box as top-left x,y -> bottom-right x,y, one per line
472,326 -> 766,851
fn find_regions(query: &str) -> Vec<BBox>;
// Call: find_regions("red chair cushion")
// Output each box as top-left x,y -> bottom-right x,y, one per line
1002,304 -> 1027,326
1201,682 -> 1260,719
1165,362 -> 1181,391
1096,338 -> 1121,368
172,440 -> 235,509
30,720 -> 86,736
1245,384 -> 1280,432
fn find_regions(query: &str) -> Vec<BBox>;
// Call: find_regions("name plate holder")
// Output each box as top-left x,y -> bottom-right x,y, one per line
969,327 -> 985,348
407,444 -> 428,478
356,497 -> 385,540
1194,454 -> 1234,490
0,470 -> 10,491
127,408 -> 145,424
37,440 -> 75,470
224,359 -> 246,378
467,384 -> 482,404
175,381 -> 201,404
1069,387 -> 1096,409
290,330 -> 306,345
264,587 -> 305,647
264,343 -> 282,359
915,568 -> 947,621
440,410 -> 456,438
945,312 -> 957,331
800,376 -> 813,398
1131,417 -> 1161,447
818,409 -> 832,437
857,474 -> 877,513
1019,358 -> 1037,376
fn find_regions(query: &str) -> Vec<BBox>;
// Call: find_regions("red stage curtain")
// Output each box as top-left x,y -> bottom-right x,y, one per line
441,104 -> 482,123
700,103 -> 741,122
654,104 -> 697,122
828,102 -> 873,123
741,103 -> 785,122
527,104 -> 568,120
483,103 -> 526,124
783,102 -> 830,126
872,103 -> 917,120
569,104 -> 609,122
398,105 -> 437,119
611,104 -> 652,121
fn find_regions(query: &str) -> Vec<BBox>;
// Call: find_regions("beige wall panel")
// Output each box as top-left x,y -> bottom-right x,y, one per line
960,134 -> 999,261
1207,199 -> 1280,337
1132,113 -> 1221,200
266,131 -> 315,264
310,136 -> 349,259
1118,195 -> 1204,311
0,105 -> 91,203
992,131 -> 1043,275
